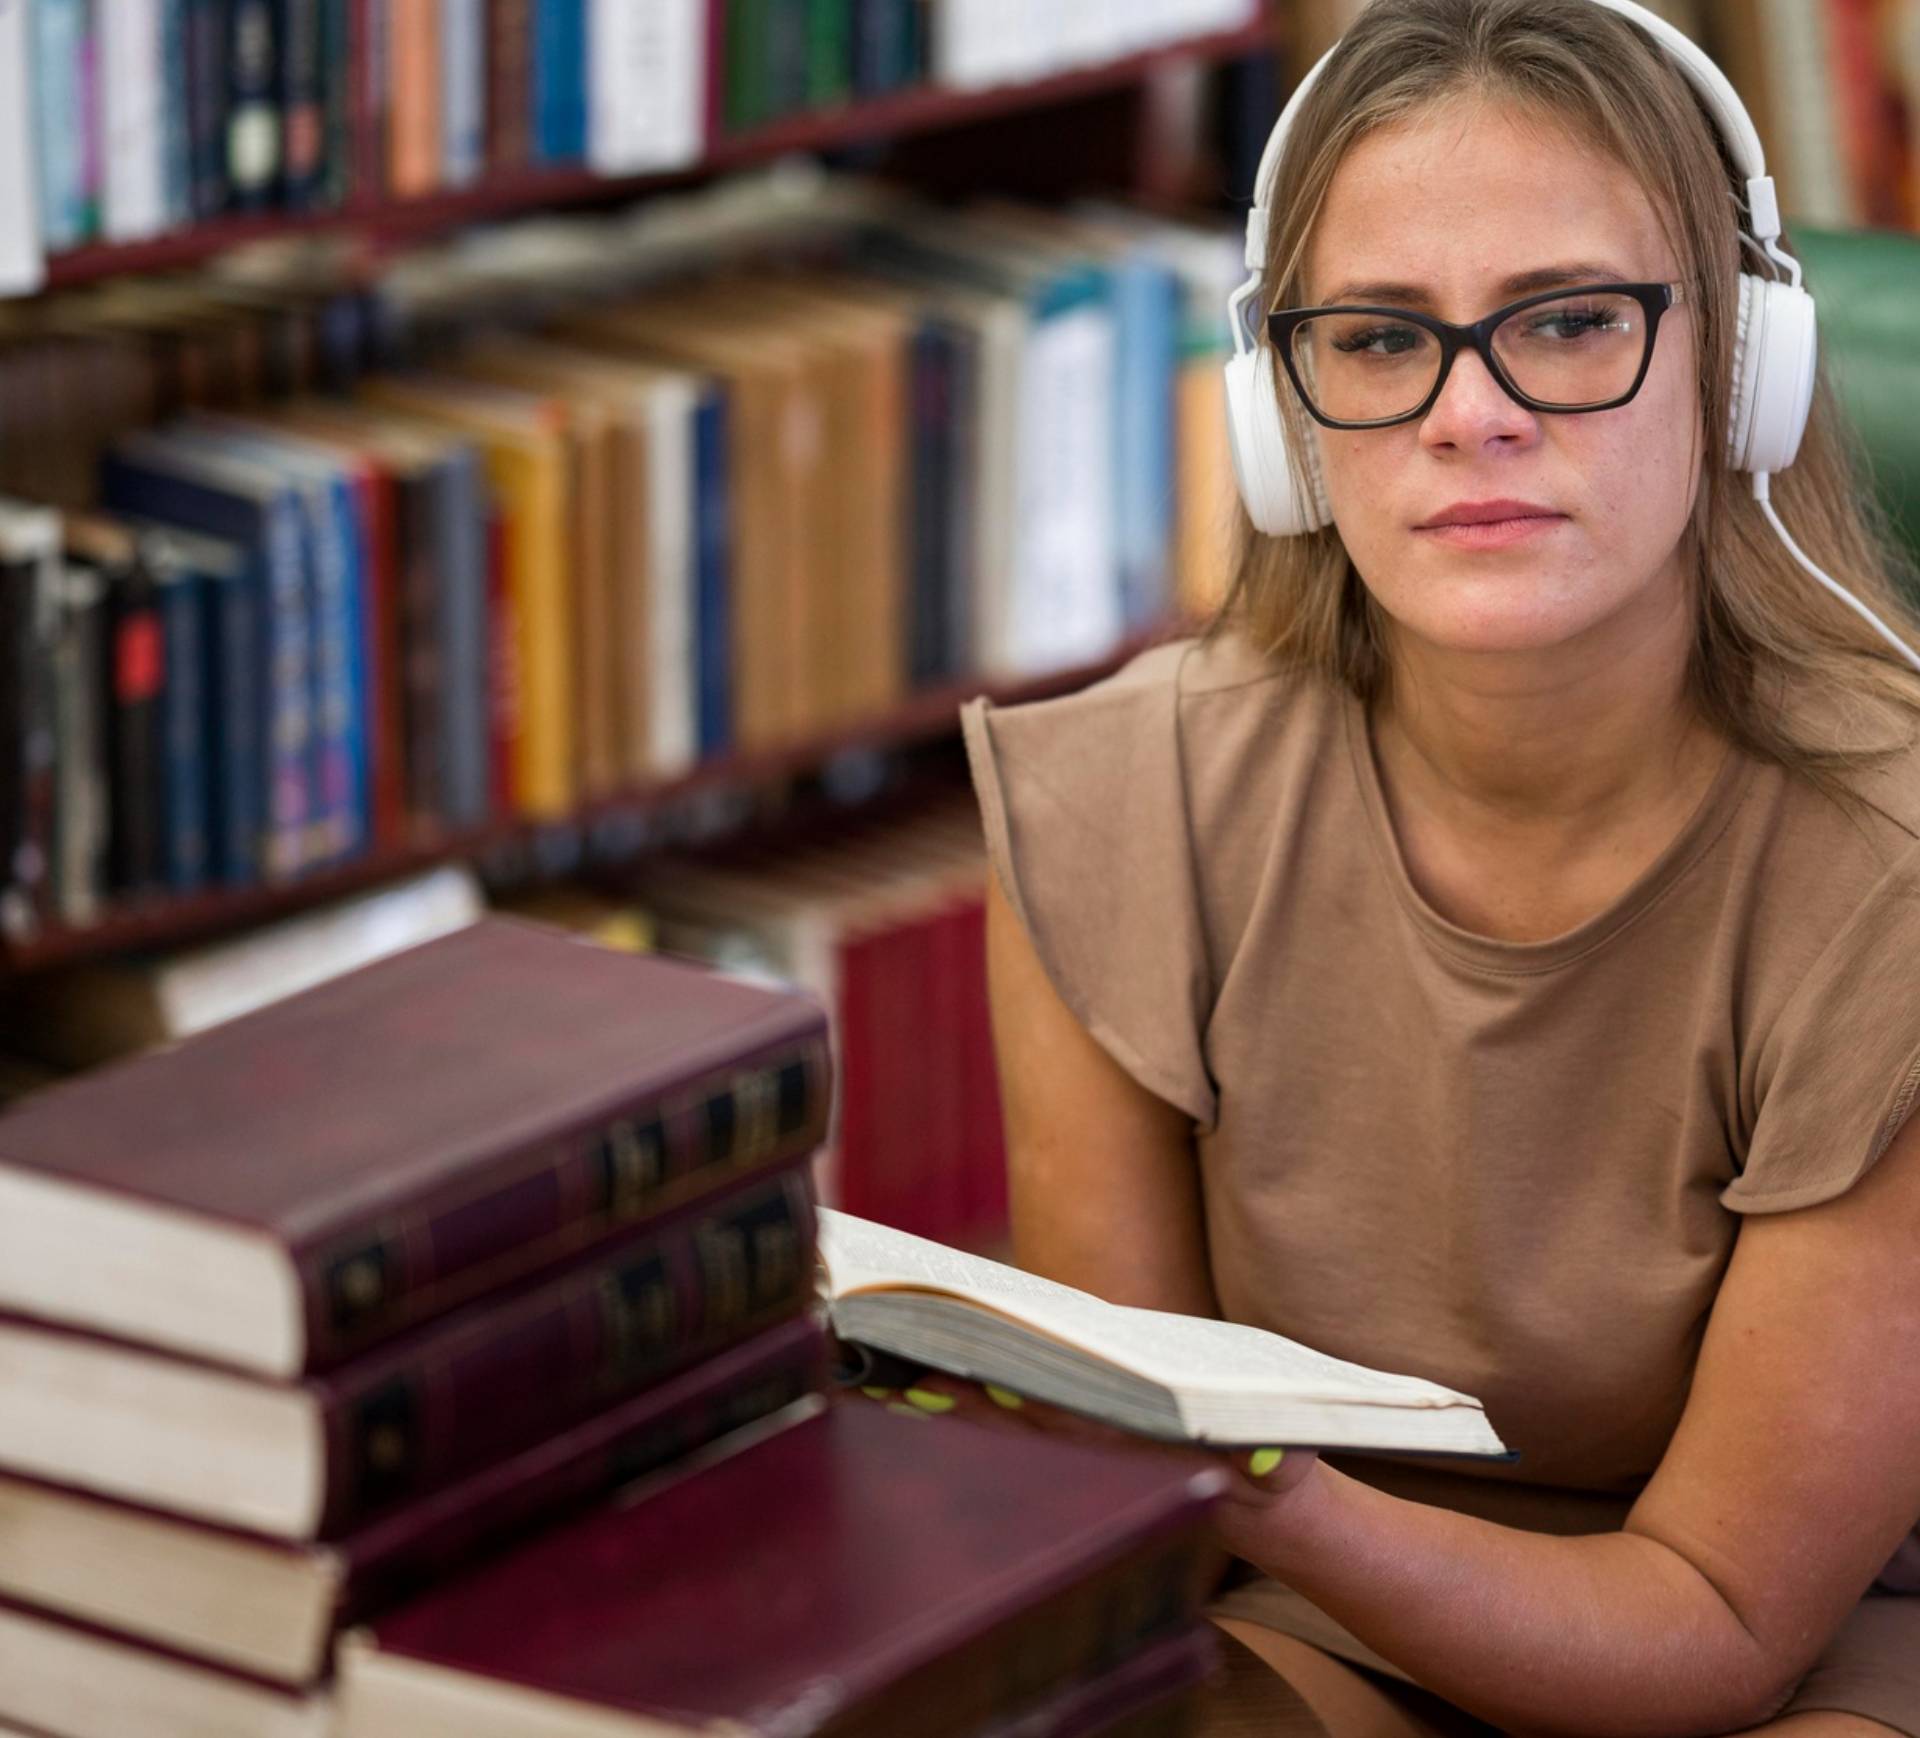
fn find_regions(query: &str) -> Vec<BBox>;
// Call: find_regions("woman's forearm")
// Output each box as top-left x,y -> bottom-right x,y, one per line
1231,1466 -> 1787,1738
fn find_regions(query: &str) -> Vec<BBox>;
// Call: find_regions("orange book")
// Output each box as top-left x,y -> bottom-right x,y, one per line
389,0 -> 443,199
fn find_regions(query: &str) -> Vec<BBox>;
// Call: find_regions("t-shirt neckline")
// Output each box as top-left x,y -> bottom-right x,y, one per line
1340,685 -> 1758,974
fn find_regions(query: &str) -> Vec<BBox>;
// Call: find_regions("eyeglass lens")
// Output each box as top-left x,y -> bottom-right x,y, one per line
1287,289 -> 1654,425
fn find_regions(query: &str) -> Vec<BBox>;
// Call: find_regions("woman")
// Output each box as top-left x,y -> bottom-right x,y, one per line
952,0 -> 1920,1732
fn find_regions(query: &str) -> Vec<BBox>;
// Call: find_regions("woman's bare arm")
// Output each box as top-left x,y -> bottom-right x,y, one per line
1213,1111 -> 1920,1737
984,871 -> 1220,1318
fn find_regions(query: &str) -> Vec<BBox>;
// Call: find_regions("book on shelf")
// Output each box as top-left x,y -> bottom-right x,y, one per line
0,1313 -> 825,1686
0,916 -> 831,1379
334,1397 -> 1229,1738
0,0 -> 45,296
817,1208 -> 1515,1459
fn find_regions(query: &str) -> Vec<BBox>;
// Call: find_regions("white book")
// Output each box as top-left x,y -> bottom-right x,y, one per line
0,1600 -> 330,1738
588,0 -> 704,176
99,0 -> 170,242
1008,296 -> 1119,673
818,1209 -> 1513,1457
440,0 -> 485,187
644,371 -> 700,778
0,0 -> 43,294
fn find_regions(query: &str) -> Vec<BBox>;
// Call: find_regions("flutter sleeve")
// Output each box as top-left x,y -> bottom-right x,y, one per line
1722,845 -> 1920,1213
959,642 -> 1217,1131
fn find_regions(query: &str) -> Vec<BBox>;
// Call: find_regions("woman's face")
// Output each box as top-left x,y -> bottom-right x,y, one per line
1300,98 -> 1704,664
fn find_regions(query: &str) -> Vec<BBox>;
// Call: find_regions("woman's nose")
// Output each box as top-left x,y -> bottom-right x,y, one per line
1418,345 -> 1540,452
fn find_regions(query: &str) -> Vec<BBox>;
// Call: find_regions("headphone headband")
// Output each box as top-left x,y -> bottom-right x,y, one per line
1243,0 -> 1780,275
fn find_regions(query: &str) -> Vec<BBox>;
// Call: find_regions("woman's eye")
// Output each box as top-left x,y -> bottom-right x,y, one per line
1524,307 -> 1625,341
1331,324 -> 1424,357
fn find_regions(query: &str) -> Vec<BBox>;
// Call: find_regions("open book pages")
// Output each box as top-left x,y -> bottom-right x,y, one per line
817,1210 -> 1512,1459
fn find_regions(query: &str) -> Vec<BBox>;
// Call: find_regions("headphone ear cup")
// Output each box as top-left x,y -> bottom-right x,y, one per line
1224,346 -> 1332,537
1728,272 -> 1817,475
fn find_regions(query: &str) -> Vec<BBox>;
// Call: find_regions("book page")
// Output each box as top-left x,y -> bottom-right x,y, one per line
818,1210 -> 1482,1410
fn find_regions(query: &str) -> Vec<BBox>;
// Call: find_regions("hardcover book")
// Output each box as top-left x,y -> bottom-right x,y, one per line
337,1398 -> 1228,1737
0,917 -> 831,1378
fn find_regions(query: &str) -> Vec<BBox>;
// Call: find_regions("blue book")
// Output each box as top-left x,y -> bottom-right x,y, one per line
100,434 -> 314,884
161,0 -> 194,225
153,553 -> 209,892
432,442 -> 491,828
174,422 -> 371,867
31,0 -> 92,250
693,386 -> 733,760
532,0 -> 585,162
1108,252 -> 1180,630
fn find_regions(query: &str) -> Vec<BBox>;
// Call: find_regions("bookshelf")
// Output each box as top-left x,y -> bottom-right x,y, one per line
37,18 -> 1275,293
0,5 -> 1276,982
0,624 -> 1184,974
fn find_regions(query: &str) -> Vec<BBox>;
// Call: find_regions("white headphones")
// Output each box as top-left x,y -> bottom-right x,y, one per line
1223,0 -> 1819,540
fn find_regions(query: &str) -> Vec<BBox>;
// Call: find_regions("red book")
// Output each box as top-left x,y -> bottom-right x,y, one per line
0,1316 -> 825,1687
338,1399 -> 1228,1738
0,1160 -> 818,1541
0,919 -> 830,1380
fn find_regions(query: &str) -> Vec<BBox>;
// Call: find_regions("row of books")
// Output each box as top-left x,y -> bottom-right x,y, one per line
1294,0 -> 1920,233
0,175 -> 1246,937
0,915 -> 1232,1736
0,0 -> 1266,295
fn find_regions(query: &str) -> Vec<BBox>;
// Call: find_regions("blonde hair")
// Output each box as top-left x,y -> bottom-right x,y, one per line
1209,0 -> 1920,789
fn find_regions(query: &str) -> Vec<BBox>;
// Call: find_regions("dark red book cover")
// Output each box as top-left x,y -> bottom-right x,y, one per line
306,1160 -> 819,1537
346,1400 -> 1227,1737
0,919 -> 831,1375
984,1625 -> 1218,1738
955,891 -> 1008,1246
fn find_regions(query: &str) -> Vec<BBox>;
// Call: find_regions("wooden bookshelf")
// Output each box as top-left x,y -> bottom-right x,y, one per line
39,20 -> 1275,293
0,624 -> 1191,975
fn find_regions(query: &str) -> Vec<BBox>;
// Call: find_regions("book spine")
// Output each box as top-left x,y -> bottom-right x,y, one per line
51,569 -> 109,925
225,0 -> 282,211
159,0 -> 193,227
316,0 -> 351,203
439,0 -> 483,185
483,0 -> 529,170
298,1027 -> 831,1371
33,0 -> 93,250
279,0 -> 325,206
156,564 -> 210,891
316,1162 -> 818,1536
693,385 -> 732,759
841,1507 -> 1221,1738
184,0 -> 230,219
340,1314 -> 824,1613
530,0 -> 582,161
204,560 -> 265,885
437,445 -> 491,829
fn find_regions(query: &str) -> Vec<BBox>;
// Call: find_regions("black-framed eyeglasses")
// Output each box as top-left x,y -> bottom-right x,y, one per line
1266,282 -> 1682,430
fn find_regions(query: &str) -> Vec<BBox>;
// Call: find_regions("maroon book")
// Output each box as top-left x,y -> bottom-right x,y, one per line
0,1316 -> 826,1688
984,1626 -> 1219,1738
337,1400 -> 1228,1738
0,1158 -> 819,1542
0,918 -> 831,1379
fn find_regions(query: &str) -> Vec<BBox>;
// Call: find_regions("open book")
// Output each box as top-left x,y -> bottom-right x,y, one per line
817,1210 -> 1513,1461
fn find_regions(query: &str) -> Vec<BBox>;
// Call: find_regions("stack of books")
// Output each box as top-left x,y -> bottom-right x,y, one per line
0,913 -> 1242,1735
0,915 -> 835,1733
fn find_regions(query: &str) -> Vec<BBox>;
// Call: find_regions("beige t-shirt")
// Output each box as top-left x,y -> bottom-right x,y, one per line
960,630 -> 1920,1729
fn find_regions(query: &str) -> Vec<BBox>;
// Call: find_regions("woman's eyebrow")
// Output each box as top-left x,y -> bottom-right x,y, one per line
1317,263 -> 1634,307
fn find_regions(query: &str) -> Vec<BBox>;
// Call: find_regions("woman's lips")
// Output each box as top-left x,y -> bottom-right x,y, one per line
1414,513 -> 1568,550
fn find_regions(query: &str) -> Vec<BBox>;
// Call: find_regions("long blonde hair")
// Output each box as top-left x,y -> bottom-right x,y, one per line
1210,0 -> 1920,787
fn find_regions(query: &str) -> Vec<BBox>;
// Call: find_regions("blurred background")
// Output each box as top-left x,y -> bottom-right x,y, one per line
0,0 -> 1915,1257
